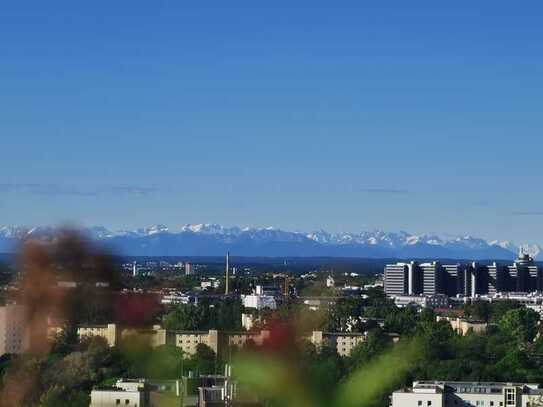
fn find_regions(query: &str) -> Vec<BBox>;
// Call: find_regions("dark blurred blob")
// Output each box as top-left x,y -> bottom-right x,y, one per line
16,230 -> 121,354
115,292 -> 162,327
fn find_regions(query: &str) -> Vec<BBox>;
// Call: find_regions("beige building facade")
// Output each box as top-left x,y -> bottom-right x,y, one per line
47,323 -> 368,358
173,329 -> 271,356
436,316 -> 487,336
310,331 -> 365,357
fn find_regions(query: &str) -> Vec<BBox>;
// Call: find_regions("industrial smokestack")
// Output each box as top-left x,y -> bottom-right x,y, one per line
225,251 -> 230,295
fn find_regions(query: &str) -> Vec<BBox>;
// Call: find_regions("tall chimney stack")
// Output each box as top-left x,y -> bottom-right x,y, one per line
225,251 -> 230,295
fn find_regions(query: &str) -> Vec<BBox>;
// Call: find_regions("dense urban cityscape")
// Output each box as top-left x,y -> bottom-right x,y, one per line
3,2 -> 543,406
2,234 -> 543,406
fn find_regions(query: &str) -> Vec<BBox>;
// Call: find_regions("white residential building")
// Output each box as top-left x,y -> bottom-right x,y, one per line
393,294 -> 449,308
90,378 -> 182,407
242,294 -> 277,310
90,379 -> 146,407
201,280 -> 220,290
391,381 -> 543,407
185,262 -> 193,276
161,292 -> 193,305
0,304 -> 30,356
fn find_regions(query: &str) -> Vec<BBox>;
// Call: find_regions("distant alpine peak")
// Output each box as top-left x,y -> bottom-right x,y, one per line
145,224 -> 169,234
180,223 -> 242,235
489,240 -> 516,251
0,223 -> 539,259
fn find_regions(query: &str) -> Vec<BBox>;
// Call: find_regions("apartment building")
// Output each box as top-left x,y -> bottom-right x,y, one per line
78,324 -> 119,347
48,324 -> 165,349
0,304 -> 30,356
172,330 -> 220,356
45,322 -> 374,358
171,329 -> 271,356
309,331 -> 365,357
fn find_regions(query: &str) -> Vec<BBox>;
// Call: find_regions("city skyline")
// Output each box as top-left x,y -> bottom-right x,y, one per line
3,2 -> 543,244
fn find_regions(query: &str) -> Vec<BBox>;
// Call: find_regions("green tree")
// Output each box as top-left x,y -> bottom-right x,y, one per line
146,345 -> 184,380
301,344 -> 345,406
414,319 -> 454,361
499,308 -> 540,344
489,300 -> 523,322
464,301 -> 491,322
348,328 -> 389,371
329,297 -> 365,332
162,304 -> 203,331
215,298 -> 244,330
39,386 -> 89,407
384,307 -> 417,335
187,344 -> 217,375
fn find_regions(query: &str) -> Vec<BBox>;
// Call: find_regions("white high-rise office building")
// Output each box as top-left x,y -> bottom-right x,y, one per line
185,262 -> 193,276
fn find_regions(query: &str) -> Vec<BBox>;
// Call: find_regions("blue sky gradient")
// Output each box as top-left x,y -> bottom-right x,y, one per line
2,2 -> 543,243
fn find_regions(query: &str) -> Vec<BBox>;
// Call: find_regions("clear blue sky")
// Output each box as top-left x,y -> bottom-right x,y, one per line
2,2 -> 543,244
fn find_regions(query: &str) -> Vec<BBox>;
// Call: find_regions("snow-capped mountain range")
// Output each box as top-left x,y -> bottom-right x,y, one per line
0,224 -> 540,260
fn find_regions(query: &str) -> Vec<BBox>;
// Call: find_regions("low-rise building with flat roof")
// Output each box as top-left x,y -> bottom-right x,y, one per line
90,378 -> 183,407
393,294 -> 449,308
391,380 -> 543,407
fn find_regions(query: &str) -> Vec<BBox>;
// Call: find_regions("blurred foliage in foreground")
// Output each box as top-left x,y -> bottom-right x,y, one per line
230,300 -> 543,407
0,333 -> 218,407
235,338 -> 420,407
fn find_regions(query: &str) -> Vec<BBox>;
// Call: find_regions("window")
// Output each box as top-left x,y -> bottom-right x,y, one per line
125,400 -> 130,405
116,400 -> 120,405
418,402 -> 422,406
427,402 -> 432,406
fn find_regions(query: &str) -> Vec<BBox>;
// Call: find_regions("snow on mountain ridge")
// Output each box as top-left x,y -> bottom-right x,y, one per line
0,223 -> 539,259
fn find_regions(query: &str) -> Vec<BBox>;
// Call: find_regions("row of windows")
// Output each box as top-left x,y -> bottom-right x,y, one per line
178,339 -> 200,343
417,400 -> 505,406
115,399 -> 137,406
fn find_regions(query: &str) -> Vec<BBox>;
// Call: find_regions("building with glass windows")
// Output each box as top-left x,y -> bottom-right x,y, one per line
391,380 -> 543,407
